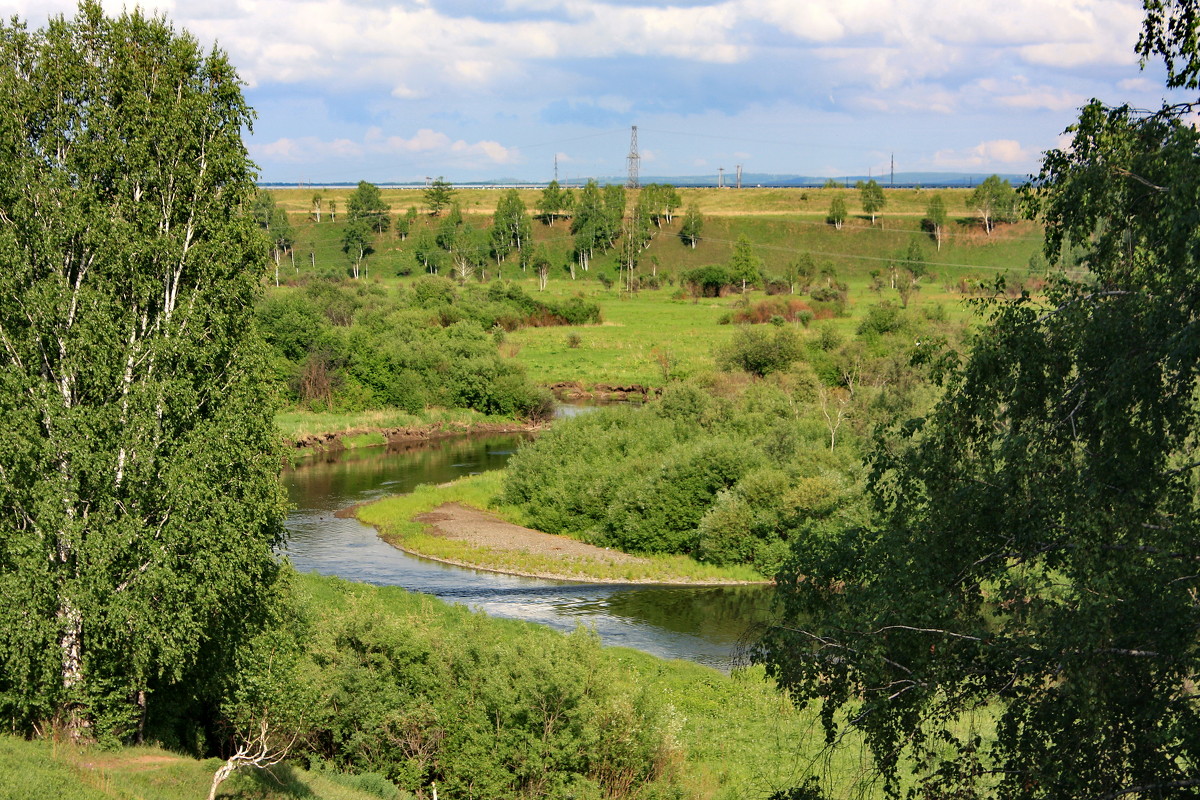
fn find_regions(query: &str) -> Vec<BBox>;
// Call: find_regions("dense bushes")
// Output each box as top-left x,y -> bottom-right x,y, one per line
255,278 -> 596,418
501,380 -> 865,575
716,326 -> 802,377
501,301 -> 964,574
299,580 -> 681,800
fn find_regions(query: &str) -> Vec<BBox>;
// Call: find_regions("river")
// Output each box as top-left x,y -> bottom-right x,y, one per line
282,431 -> 771,671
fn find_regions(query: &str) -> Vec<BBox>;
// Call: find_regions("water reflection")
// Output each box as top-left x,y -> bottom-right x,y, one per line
282,431 -> 769,671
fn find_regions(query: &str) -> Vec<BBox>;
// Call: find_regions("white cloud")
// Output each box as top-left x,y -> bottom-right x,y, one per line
250,127 -> 520,165
932,139 -> 1035,169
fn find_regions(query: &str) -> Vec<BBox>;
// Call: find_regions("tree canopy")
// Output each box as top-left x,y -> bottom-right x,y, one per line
924,193 -> 947,251
424,176 -> 455,216
970,174 -> 1017,235
756,3 -> 1200,797
859,179 -> 886,224
490,189 -> 532,262
826,196 -> 847,230
0,2 -> 286,741
346,180 -> 391,234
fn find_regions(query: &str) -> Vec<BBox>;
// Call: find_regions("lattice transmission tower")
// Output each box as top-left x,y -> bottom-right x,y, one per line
626,125 -> 640,189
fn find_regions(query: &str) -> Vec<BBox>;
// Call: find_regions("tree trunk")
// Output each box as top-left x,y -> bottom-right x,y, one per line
58,592 -> 87,739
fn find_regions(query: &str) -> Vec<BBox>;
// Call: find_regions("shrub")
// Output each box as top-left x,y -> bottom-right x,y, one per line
730,297 -> 814,325
856,302 -> 905,338
717,326 -> 802,377
682,264 -> 732,297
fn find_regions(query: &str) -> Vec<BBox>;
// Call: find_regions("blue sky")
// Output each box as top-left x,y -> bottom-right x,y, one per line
12,0 -> 1190,183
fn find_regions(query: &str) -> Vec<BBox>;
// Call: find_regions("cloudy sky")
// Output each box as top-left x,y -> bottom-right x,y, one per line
9,0 -> 1189,183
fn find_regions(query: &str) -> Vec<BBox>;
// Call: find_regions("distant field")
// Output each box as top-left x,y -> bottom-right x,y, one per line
261,186 -> 1045,387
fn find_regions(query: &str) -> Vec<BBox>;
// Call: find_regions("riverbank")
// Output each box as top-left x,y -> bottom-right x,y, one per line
276,406 -> 549,454
355,472 -> 768,585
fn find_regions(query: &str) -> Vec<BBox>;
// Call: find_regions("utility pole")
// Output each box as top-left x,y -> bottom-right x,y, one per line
718,167 -> 724,188
626,125 -> 640,189
736,164 -> 742,189
890,153 -> 895,187
554,153 -> 558,183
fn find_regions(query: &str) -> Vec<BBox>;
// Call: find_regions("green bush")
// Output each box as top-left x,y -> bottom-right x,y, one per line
302,596 -> 679,800
717,326 -> 801,377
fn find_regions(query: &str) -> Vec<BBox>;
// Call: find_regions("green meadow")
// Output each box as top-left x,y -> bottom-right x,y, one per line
265,186 -> 1044,396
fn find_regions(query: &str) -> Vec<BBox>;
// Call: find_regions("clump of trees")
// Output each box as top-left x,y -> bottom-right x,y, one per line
859,178 -> 886,225
754,3 -> 1200,798
502,380 -> 867,575
423,176 -> 456,215
970,173 -> 1018,234
0,2 -> 287,744
256,278 -> 599,417
826,196 -> 847,229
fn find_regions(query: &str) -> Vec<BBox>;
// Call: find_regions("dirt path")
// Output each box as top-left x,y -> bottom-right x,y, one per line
413,502 -> 647,567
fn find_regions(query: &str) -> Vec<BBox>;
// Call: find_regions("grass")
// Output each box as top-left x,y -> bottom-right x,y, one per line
274,406 -> 521,442
0,735 -> 392,800
266,184 -> 1043,423
263,186 -> 1043,292
356,471 -> 767,584
339,431 -> 387,449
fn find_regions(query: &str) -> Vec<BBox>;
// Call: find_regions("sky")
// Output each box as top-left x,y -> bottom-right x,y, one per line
8,0 -> 1192,184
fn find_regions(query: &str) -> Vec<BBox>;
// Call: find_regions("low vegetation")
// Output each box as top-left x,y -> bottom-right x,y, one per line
357,472 -> 765,583
500,293 -> 955,576
2,573 -> 879,800
257,277 -> 602,418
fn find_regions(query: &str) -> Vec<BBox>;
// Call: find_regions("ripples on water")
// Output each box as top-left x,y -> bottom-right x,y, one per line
282,431 -> 770,671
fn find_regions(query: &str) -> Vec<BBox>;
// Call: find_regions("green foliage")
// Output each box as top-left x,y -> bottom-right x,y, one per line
726,234 -> 763,291
859,179 -> 886,224
0,2 -> 287,740
717,326 -> 801,377
502,381 -> 864,573
341,218 -> 374,279
679,204 -> 703,248
536,179 -> 572,226
969,174 -> 1018,234
254,279 -> 597,418
299,582 -> 681,800
826,196 -> 847,229
347,180 -> 391,234
682,264 -> 732,297
490,189 -> 533,262
423,177 -> 455,216
757,7 -> 1200,798
923,193 -> 947,250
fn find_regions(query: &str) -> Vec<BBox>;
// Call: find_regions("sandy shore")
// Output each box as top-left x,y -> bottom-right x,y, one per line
381,501 -> 765,585
415,502 -> 647,565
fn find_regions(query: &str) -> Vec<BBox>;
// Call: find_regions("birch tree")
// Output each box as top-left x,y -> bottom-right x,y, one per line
0,2 -> 287,741
757,3 -> 1200,796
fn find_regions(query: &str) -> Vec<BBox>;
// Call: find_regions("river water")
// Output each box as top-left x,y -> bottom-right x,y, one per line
282,432 -> 771,671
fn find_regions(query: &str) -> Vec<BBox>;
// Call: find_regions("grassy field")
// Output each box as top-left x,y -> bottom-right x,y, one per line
275,406 -> 524,442
356,471 -> 767,583
266,185 -> 1045,428
0,734 -> 388,800
264,186 -> 1043,290
270,185 -> 1007,220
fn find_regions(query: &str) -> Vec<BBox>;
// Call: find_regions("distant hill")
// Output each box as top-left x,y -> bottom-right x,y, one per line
260,172 -> 1030,190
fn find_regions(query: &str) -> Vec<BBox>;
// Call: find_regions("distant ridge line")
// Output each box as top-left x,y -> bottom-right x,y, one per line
260,171 -> 1029,190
